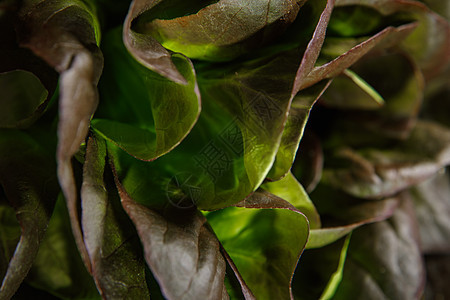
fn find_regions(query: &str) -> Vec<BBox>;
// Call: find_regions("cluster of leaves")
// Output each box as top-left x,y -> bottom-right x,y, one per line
1,0 -> 449,299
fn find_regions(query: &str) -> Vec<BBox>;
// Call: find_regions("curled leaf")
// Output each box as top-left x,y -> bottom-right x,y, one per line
268,80 -> 331,180
133,0 -> 305,61
81,134 -> 150,298
109,48 -> 305,210
207,190 -> 309,299
292,0 -> 335,94
114,173 -> 228,299
17,0 -> 104,271
266,0 -> 334,180
0,70 -> 48,128
123,0 -> 187,84
262,172 -> 321,229
93,28 -> 201,161
0,5 -> 57,128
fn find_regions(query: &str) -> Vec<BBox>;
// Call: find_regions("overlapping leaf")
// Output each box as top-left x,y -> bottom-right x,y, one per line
332,197 -> 425,299
207,191 -> 309,299
268,81 -> 331,181
0,130 -> 59,299
123,0 -> 187,83
109,47 -> 306,210
334,0 -> 450,80
132,0 -> 305,61
266,0 -> 334,180
292,235 -> 351,300
0,4 -> 57,129
81,134 -> 150,298
322,120 -> 450,198
307,197 -> 398,249
93,28 -> 201,161
0,70 -> 48,129
25,196 -> 100,299
409,169 -> 450,253
0,0 -> 448,299
221,247 -> 256,299
319,52 -> 424,138
114,175 -> 228,299
262,172 -> 321,229
17,0 -> 104,270
300,22 -> 418,90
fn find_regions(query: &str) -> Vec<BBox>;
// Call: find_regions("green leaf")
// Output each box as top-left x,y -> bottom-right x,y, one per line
114,177 -> 228,299
108,0 -> 337,210
332,197 -> 425,299
81,134 -> 150,298
0,70 -> 48,129
133,0 -> 304,61
207,192 -> 309,300
0,129 -> 59,299
109,47 -> 307,210
319,234 -> 351,300
0,6 -> 58,128
93,28 -> 201,161
195,50 -> 302,207
221,247 -> 256,300
262,172 -> 321,229
17,0 -> 104,271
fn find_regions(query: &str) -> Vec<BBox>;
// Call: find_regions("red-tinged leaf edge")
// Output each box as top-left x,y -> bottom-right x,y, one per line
123,0 -> 187,84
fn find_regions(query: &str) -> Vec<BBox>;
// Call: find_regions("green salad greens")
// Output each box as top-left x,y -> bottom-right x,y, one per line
1,0 -> 449,299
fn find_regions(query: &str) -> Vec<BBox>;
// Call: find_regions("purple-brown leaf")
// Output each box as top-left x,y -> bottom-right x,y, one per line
115,177 -> 228,299
17,0 -> 104,271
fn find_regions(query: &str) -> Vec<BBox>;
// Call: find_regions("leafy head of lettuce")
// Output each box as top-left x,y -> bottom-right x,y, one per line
0,0 -> 449,299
